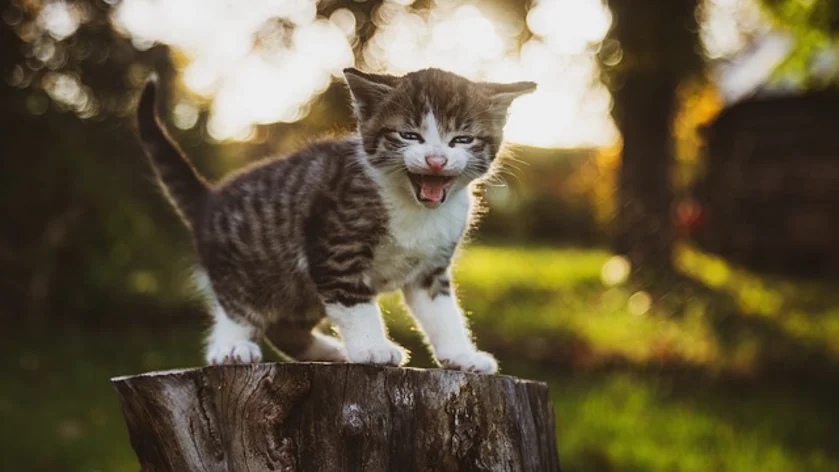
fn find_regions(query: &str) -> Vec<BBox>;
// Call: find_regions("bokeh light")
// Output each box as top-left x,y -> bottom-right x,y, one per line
627,290 -> 652,316
111,0 -> 619,147
108,0 -> 782,145
38,1 -> 83,41
112,0 -> 353,140
358,0 -> 619,147
601,255 -> 631,287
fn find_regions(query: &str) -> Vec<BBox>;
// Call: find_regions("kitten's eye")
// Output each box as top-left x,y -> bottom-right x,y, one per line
398,131 -> 422,141
450,136 -> 474,146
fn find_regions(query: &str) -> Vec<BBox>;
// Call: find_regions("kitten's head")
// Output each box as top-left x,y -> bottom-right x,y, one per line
344,68 -> 536,209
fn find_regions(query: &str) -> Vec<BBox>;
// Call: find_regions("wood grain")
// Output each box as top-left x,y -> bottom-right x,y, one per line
112,363 -> 560,471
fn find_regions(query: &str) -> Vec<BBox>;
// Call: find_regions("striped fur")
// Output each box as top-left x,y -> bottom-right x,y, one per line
136,68 -> 535,372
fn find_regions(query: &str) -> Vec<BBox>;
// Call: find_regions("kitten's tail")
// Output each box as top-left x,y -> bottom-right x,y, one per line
136,76 -> 208,227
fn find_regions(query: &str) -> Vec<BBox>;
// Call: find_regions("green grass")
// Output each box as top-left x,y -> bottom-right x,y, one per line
2,245 -> 838,471
551,372 -> 836,472
0,326 -> 202,471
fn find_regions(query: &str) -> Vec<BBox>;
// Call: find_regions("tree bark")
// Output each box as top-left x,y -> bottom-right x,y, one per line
111,363 -> 560,472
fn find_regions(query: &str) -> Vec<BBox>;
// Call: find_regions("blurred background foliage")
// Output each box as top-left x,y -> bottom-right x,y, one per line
1,0 -> 838,470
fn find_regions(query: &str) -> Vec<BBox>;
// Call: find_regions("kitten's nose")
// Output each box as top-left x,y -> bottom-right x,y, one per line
425,155 -> 448,173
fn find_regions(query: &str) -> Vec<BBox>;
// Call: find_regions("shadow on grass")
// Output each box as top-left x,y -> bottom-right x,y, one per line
640,271 -> 839,381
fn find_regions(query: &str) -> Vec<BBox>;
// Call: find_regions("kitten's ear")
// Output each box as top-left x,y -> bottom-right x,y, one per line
343,68 -> 399,121
482,81 -> 538,118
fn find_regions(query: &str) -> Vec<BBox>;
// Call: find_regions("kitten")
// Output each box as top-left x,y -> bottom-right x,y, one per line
136,68 -> 535,374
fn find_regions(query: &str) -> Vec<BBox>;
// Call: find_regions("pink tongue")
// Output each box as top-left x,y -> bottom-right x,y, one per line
420,176 -> 447,202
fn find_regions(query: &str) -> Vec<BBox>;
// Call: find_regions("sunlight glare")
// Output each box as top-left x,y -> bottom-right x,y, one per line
113,0 -> 621,147
363,0 -> 618,147
114,0 -> 352,141
701,0 -> 768,60
527,0 -> 611,55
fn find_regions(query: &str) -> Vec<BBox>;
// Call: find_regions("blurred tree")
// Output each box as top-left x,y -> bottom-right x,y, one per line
599,0 -> 703,277
0,0 -> 202,323
599,0 -> 837,281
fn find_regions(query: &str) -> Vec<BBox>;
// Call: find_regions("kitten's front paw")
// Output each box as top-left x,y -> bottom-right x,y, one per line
206,340 -> 262,365
347,341 -> 408,366
438,350 -> 498,374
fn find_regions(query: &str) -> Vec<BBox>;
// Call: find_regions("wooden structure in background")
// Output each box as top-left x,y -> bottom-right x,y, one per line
695,91 -> 839,277
112,363 -> 560,471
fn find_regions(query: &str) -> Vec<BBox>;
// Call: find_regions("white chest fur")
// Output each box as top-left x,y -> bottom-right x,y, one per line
367,187 -> 470,293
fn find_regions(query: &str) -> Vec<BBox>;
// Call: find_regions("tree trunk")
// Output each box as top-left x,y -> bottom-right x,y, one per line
601,0 -> 701,277
111,363 -> 560,472
613,74 -> 679,273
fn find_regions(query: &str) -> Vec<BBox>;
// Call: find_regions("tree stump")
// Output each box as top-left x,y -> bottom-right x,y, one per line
111,363 -> 560,471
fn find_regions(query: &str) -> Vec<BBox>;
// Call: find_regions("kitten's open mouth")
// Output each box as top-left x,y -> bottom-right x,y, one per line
407,173 -> 456,208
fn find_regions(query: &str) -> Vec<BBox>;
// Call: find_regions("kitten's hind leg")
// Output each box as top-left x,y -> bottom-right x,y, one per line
194,268 -> 262,365
265,322 -> 348,362
204,302 -> 263,365
299,331 -> 348,362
